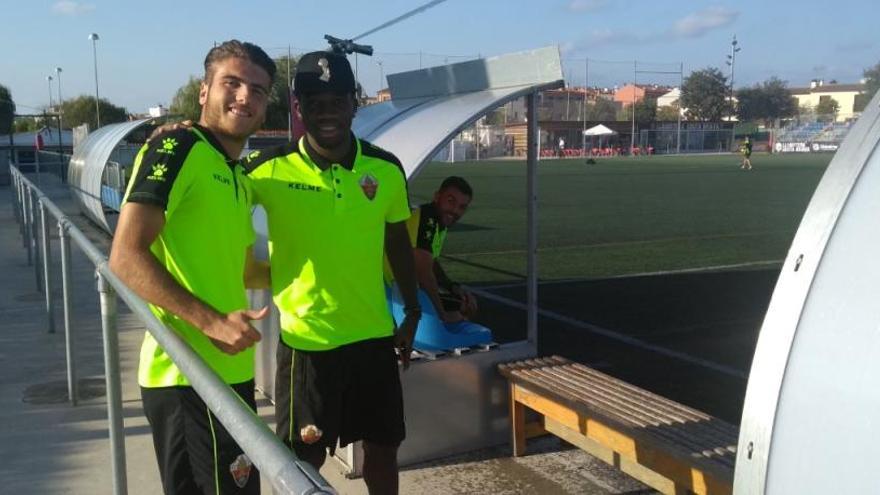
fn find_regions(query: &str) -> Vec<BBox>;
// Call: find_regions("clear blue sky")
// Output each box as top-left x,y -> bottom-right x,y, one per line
2,0 -> 877,115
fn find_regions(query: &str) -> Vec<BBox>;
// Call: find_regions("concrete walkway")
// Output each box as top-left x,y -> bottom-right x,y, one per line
0,173 -> 652,494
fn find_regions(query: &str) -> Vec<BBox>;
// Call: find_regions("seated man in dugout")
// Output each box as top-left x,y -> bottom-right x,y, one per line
387,176 -> 478,323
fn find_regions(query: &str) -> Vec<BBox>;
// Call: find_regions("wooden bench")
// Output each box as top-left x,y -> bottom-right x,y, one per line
499,356 -> 737,495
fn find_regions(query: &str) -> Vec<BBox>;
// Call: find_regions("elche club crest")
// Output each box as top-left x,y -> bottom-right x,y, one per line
229,453 -> 253,488
359,173 -> 379,200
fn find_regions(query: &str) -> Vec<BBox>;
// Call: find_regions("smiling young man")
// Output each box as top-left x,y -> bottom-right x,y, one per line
109,40 -> 274,495
242,51 -> 420,495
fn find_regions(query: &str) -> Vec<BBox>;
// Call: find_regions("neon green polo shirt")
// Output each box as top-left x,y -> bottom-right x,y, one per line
383,202 -> 447,283
245,136 -> 410,350
123,124 -> 256,387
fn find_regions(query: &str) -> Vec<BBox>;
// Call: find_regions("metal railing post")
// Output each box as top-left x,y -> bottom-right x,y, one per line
59,220 -> 78,405
17,176 -> 26,238
23,183 -> 32,262
40,200 -> 56,333
12,171 -> 21,226
31,190 -> 44,291
97,271 -> 128,495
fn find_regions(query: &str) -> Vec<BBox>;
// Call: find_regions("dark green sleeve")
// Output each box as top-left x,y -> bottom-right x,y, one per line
124,129 -> 198,209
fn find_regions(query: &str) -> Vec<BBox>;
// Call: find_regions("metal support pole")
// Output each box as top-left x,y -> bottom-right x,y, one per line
40,200 -> 55,334
20,178 -> 28,240
677,62 -> 683,154
24,186 -> 33,265
14,174 -> 24,235
631,61 -> 637,155
59,221 -> 77,405
526,92 -> 539,346
31,190 -> 43,291
97,271 -> 128,495
11,171 -> 20,224
582,58 -> 588,157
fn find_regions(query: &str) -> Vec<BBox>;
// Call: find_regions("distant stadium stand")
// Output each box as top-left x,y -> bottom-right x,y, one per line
774,118 -> 855,153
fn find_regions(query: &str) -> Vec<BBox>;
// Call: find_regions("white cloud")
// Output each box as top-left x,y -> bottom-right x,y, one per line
568,6 -> 739,51
568,0 -> 608,12
51,1 -> 96,16
672,7 -> 739,38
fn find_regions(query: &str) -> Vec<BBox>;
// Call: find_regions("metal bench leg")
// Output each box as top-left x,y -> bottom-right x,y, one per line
510,384 -> 527,456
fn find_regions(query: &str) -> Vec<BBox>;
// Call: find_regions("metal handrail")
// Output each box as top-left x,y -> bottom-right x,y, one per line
9,166 -> 335,495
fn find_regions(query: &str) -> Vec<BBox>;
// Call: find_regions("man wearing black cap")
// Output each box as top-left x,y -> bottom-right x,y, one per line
243,51 -> 420,494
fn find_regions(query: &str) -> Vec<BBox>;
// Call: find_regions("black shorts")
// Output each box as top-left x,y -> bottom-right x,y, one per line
141,381 -> 259,495
275,336 -> 405,456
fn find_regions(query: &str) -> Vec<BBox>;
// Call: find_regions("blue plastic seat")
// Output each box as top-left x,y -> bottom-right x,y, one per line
386,284 -> 493,353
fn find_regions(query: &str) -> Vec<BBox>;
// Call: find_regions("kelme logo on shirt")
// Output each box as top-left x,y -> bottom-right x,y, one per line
213,173 -> 231,185
359,173 -> 378,200
157,137 -> 178,155
147,163 -> 168,181
247,150 -> 260,160
288,181 -> 322,192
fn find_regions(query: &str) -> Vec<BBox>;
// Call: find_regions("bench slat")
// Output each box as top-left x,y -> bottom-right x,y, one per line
533,366 -> 738,457
514,368 -> 736,469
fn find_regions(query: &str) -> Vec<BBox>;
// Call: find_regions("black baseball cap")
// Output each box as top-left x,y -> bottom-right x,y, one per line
294,51 -> 356,96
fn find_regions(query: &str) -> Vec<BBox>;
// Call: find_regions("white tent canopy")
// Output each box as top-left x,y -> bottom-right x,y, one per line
583,124 -> 616,136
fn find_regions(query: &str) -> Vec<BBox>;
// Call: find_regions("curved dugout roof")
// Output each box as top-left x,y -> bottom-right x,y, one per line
734,91 -> 880,493
68,118 -> 154,232
352,46 -> 564,178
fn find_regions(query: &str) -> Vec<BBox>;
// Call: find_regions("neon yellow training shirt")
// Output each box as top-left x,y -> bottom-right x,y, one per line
123,124 -> 256,387
245,136 -> 410,350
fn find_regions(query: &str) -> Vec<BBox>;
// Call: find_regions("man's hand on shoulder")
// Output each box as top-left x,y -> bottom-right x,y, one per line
148,120 -> 194,142
204,306 -> 268,355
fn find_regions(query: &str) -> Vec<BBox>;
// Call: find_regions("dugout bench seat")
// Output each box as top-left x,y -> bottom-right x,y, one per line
498,356 -> 737,495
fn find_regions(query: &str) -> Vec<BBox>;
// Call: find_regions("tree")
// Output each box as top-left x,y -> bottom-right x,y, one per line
798,104 -> 814,120
656,103 -> 681,121
814,97 -> 839,120
735,77 -> 797,126
59,96 -> 127,129
681,67 -> 731,121
617,97 -> 657,125
584,98 -> 618,121
14,116 -> 44,133
0,84 -> 15,135
170,76 -> 202,122
264,55 -> 296,130
854,61 -> 880,112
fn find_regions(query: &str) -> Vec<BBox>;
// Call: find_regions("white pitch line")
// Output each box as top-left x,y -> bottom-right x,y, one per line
478,259 -> 783,291
451,231 -> 794,258
470,287 -> 749,379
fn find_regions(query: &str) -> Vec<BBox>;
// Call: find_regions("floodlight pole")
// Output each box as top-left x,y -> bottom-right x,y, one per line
55,67 -> 63,157
677,62 -> 683,154
631,61 -> 637,154
582,58 -> 588,156
377,60 -> 384,94
88,33 -> 101,129
46,76 -> 54,111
